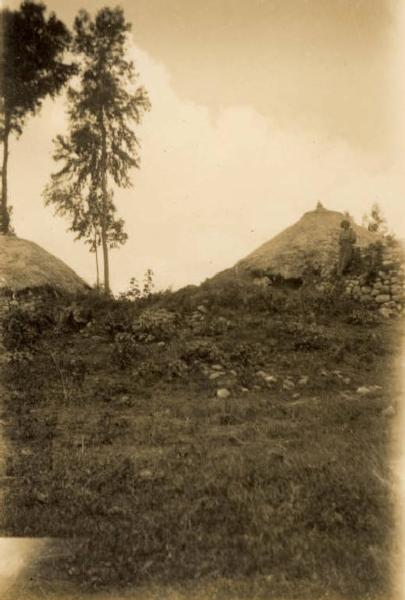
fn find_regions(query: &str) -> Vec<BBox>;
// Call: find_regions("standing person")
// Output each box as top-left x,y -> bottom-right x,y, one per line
338,220 -> 357,276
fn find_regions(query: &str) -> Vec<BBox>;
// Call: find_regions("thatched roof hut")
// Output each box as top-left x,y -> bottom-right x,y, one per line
0,236 -> 88,294
228,204 -> 380,282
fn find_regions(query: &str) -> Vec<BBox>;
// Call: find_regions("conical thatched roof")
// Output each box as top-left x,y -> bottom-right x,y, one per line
0,236 -> 88,294
233,204 -> 380,280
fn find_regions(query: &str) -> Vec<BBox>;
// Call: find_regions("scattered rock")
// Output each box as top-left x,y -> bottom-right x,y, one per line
241,387 -> 249,393
283,379 -> 295,390
34,491 -> 49,504
357,385 -> 382,396
375,294 -> 391,304
209,372 -> 223,381
217,388 -> 231,399
298,376 -> 309,386
381,405 -> 395,417
21,448 -> 33,457
197,304 -> 208,314
139,469 -> 153,480
253,276 -> 271,287
357,386 -> 372,396
212,364 -> 225,372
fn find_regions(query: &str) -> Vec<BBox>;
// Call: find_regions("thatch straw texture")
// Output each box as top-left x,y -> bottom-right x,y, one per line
0,236 -> 88,293
235,206 -> 380,279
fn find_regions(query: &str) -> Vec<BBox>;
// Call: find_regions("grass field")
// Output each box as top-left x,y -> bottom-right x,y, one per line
0,280 -> 401,599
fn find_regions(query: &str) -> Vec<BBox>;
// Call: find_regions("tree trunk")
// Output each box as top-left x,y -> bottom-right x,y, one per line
1,115 -> 11,235
94,230 -> 100,290
100,224 -> 110,294
99,110 -> 110,294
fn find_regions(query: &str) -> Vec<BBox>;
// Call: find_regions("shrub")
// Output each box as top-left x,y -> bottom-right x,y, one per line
163,358 -> 189,380
345,308 -> 381,327
297,282 -> 358,317
228,342 -> 266,368
55,302 -> 92,331
102,305 -> 136,338
348,242 -> 384,279
134,307 -> 177,341
181,339 -> 226,366
1,302 -> 55,351
131,358 -> 165,383
274,319 -> 329,351
112,332 -> 141,368
119,269 -> 155,301
208,315 -> 233,335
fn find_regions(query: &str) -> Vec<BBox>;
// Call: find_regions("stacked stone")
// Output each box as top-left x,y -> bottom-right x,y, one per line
0,296 -> 9,362
344,245 -> 405,317
0,297 -> 8,321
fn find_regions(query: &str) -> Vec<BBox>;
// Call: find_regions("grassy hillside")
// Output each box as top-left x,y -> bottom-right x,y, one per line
0,279 -> 401,599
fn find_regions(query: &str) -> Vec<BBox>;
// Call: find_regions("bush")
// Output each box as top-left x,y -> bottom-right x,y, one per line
181,339 -> 226,366
208,315 -> 234,335
348,242 -> 384,278
134,308 -> 177,342
228,342 -> 266,368
293,324 -> 329,351
345,308 -> 381,327
102,304 -> 137,338
55,302 -> 92,331
2,302 -> 56,352
297,282 -> 358,317
119,269 -> 155,301
112,332 -> 141,368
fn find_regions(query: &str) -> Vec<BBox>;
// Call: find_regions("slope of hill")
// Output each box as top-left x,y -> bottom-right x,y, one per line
0,236 -> 88,294
0,279 -> 399,599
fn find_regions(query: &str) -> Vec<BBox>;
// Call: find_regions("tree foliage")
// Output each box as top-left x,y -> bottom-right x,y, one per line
44,7 -> 150,293
362,203 -> 388,235
0,0 -> 75,234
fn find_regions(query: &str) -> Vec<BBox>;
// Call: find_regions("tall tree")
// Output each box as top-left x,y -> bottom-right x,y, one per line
44,7 -> 150,293
362,202 -> 388,235
0,0 -> 75,234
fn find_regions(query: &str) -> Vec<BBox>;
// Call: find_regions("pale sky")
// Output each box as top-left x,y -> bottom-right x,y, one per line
3,0 -> 405,291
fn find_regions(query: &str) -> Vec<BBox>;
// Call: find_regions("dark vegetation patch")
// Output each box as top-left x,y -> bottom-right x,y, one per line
0,279 -> 400,598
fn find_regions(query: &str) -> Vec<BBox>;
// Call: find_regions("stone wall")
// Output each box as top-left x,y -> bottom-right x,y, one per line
0,296 -> 10,364
0,294 -> 10,320
344,244 -> 404,317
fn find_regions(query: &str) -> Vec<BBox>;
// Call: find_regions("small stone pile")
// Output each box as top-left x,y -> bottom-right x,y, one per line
344,244 -> 405,317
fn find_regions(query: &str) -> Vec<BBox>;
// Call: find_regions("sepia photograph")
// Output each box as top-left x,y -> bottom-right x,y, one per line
0,0 -> 405,598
